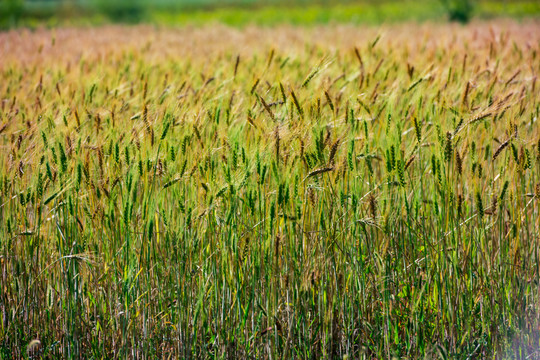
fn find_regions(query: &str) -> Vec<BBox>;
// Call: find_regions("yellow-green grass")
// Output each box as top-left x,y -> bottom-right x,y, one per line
0,21 -> 539,358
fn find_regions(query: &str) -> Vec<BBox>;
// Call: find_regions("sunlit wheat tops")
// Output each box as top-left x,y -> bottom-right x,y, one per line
0,21 -> 539,359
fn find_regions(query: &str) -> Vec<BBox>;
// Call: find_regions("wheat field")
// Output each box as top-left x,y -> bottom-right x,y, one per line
1,21 -> 539,358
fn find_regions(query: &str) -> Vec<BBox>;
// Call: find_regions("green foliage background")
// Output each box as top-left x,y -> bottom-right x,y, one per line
1,0 -> 539,28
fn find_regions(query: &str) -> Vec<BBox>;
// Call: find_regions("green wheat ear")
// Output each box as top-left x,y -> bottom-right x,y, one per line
397,159 -> 406,187
444,132 -> 453,162
414,117 -> 422,143
476,191 -> 484,219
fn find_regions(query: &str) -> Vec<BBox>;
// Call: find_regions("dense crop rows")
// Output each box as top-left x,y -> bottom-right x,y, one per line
1,22 -> 539,358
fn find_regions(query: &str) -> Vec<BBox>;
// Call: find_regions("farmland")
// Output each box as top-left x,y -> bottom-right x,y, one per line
1,21 -> 540,358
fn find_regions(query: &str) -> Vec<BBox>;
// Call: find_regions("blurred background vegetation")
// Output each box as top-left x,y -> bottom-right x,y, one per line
0,0 -> 539,28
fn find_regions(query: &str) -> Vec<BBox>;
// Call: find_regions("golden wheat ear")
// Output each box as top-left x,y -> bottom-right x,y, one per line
27,339 -> 41,356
